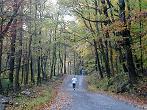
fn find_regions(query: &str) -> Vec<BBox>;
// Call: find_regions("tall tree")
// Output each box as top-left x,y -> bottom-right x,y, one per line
119,0 -> 137,83
15,5 -> 23,91
9,0 -> 18,88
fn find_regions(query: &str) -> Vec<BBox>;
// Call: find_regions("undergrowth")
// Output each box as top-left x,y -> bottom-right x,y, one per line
5,75 -> 63,110
87,73 -> 147,96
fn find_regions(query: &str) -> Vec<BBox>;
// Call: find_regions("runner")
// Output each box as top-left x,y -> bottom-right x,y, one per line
72,76 -> 77,90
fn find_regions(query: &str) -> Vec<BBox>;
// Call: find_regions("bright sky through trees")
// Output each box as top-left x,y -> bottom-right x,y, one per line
49,0 -> 76,21
50,0 -> 57,5
64,15 -> 76,21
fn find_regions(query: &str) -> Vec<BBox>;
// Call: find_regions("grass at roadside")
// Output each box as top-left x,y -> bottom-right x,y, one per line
86,73 -> 147,107
5,75 -> 64,110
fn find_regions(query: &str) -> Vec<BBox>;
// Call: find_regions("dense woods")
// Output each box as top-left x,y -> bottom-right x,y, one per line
0,0 -> 147,101
57,0 -> 147,94
0,0 -> 81,94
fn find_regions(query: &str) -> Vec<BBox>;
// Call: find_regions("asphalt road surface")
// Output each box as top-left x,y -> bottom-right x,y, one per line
50,75 -> 141,110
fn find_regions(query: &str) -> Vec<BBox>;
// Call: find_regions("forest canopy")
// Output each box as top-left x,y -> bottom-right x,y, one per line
0,0 -> 147,97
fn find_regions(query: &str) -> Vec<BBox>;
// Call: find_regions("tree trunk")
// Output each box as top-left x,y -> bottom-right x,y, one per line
25,0 -> 33,85
15,52 -> 21,91
9,18 -> 17,89
15,7 -> 23,90
59,45 -> 63,74
64,44 -> 66,74
109,42 -> 114,75
50,46 -> 56,79
123,30 -> 137,82
0,1 -> 4,92
119,0 -> 137,83
94,0 -> 103,78
101,0 -> 111,78
53,50 -> 57,76
57,58 -> 60,75
0,39 -> 3,92
93,39 -> 103,78
37,56 -> 41,85
104,40 -> 111,78
21,59 -> 24,84
99,39 -> 111,78
41,56 -> 47,80
138,0 -> 144,74
30,55 -> 35,84
24,62 -> 29,85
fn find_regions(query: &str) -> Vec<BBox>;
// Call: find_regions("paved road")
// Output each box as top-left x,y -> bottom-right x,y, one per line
50,75 -> 141,110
